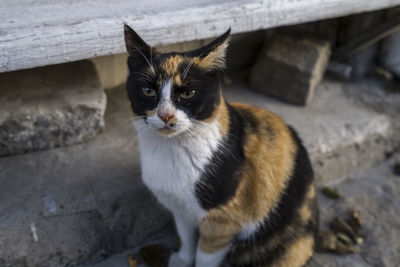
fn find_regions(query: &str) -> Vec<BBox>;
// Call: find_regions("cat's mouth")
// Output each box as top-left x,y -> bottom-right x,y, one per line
157,126 -> 177,136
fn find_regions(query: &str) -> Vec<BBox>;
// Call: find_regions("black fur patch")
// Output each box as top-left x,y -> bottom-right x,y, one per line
235,108 -> 259,131
229,126 -> 316,266
195,105 -> 246,210
172,64 -> 221,121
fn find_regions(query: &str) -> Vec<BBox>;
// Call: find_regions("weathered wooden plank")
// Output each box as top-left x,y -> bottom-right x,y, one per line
1,0 -> 399,73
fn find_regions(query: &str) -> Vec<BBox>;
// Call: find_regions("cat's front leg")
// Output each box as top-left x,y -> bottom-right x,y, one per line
195,213 -> 240,267
195,244 -> 231,267
169,212 -> 197,267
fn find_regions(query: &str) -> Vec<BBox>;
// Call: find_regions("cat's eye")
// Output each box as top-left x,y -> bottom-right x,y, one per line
180,90 -> 196,99
142,87 -> 157,97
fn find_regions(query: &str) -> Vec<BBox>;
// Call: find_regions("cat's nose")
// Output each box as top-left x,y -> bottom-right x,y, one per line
158,112 -> 174,123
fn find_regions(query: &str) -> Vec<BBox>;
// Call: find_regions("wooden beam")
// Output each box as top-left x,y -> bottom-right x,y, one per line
1,0 -> 399,73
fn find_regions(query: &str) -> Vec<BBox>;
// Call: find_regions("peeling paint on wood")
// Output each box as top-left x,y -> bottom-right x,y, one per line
0,0 -> 399,73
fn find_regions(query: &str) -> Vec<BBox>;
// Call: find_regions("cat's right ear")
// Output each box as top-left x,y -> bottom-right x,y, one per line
124,24 -> 152,61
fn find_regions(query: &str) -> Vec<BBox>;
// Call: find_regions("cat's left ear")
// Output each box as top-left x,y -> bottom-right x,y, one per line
124,24 -> 152,60
185,28 -> 231,70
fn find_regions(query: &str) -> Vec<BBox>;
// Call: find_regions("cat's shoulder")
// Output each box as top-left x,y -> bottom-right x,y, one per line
229,102 -> 289,135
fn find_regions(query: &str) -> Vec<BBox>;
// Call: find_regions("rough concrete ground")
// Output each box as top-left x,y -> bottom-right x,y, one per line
0,77 -> 399,266
308,153 -> 400,267
0,88 -> 171,267
91,153 -> 400,267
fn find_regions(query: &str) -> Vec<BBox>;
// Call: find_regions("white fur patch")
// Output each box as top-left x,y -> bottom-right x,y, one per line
237,222 -> 260,240
161,78 -> 172,101
133,118 -> 222,222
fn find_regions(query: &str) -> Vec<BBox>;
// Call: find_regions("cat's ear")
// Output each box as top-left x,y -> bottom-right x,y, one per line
186,28 -> 231,70
124,24 -> 152,60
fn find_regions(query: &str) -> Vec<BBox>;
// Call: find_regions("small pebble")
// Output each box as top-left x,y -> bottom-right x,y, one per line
394,163 -> 400,176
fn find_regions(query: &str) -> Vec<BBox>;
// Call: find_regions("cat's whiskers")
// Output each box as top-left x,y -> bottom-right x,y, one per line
182,48 -> 210,80
133,46 -> 155,76
133,72 -> 154,83
182,60 -> 195,80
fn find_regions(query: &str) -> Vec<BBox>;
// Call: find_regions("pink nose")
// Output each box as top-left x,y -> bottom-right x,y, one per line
158,112 -> 174,123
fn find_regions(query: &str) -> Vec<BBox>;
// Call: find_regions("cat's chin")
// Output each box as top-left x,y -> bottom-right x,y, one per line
156,126 -> 180,137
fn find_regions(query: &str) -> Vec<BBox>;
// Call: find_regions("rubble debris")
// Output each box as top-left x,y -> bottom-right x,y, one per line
395,163 -> 400,176
249,34 -> 331,106
336,232 -> 353,246
29,223 -> 39,243
139,244 -> 170,267
128,256 -> 138,267
330,217 -> 358,244
317,209 -> 364,255
334,240 -> 357,254
318,230 -> 337,251
347,209 -> 363,238
374,66 -> 394,81
321,186 -> 341,199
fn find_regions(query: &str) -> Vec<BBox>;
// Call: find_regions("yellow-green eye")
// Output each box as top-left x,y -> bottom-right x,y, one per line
142,87 -> 157,97
180,90 -> 196,99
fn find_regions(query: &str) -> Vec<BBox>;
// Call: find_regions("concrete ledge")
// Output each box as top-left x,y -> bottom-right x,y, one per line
0,60 -> 106,157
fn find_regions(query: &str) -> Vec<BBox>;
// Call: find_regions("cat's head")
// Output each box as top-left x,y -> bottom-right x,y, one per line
124,25 -> 230,137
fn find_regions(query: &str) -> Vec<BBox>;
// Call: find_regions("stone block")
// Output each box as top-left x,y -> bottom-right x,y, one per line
91,54 -> 129,89
249,34 -> 331,105
0,60 -> 106,156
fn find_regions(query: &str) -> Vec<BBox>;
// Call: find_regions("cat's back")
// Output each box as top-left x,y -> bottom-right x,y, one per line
223,102 -> 317,267
229,102 -> 296,166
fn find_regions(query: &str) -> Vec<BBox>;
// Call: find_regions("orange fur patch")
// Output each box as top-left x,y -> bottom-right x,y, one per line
145,109 -> 157,116
271,235 -> 314,267
204,95 -> 229,137
299,201 -> 312,222
225,103 -> 297,222
199,103 -> 298,253
162,55 -> 183,76
192,40 -> 229,70
162,55 -> 185,86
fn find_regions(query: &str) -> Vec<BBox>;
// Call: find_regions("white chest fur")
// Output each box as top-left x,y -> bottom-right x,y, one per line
134,120 -> 222,222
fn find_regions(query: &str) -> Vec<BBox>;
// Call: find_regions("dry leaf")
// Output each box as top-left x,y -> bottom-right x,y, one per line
139,244 -> 170,267
128,256 -> 138,267
336,232 -> 353,245
347,209 -> 362,238
317,230 -> 357,254
321,187 -> 341,199
335,241 -> 357,254
330,217 -> 358,244
317,230 -> 337,251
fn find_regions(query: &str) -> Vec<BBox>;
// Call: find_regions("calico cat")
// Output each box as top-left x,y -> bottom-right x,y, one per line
124,24 -> 318,267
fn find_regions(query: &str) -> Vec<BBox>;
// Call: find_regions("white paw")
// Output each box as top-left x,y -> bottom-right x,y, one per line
168,252 -> 193,267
